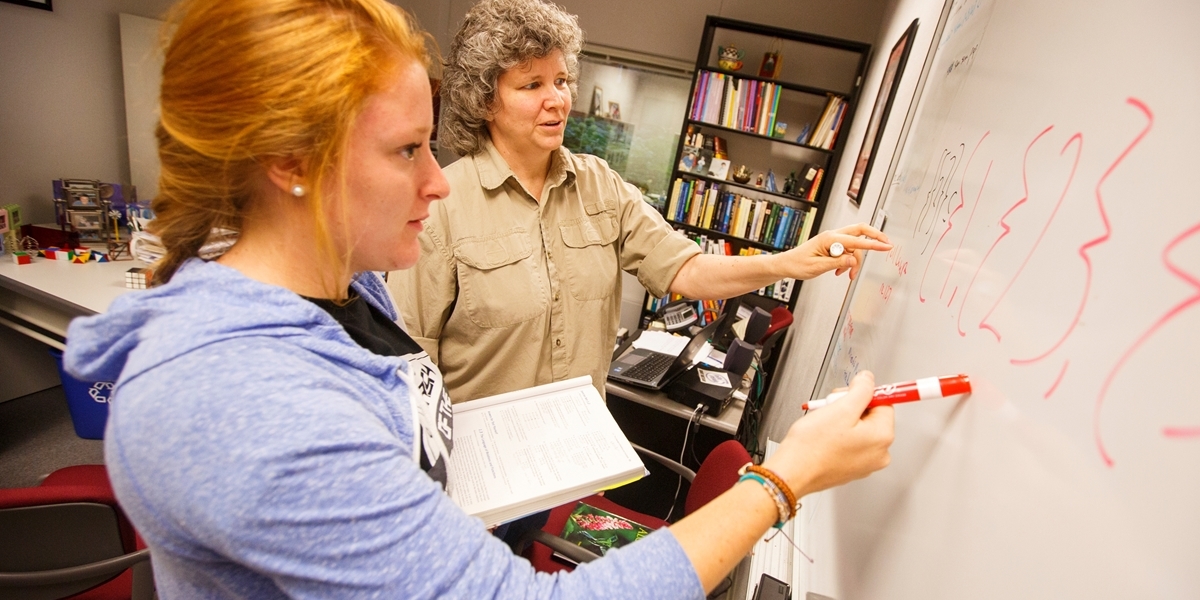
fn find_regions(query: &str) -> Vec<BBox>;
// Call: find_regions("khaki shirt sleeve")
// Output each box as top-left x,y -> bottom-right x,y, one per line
387,222 -> 457,365
604,166 -> 702,298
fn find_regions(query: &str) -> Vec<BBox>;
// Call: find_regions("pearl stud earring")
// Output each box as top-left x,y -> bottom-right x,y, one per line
291,184 -> 306,197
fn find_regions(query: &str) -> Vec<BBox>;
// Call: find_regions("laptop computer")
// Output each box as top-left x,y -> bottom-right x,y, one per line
608,318 -> 722,390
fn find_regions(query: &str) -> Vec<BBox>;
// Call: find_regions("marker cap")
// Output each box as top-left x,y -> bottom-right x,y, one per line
939,374 -> 971,397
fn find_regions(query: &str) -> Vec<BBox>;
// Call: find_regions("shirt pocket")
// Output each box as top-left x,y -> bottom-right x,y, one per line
558,205 -> 619,301
454,229 -> 547,328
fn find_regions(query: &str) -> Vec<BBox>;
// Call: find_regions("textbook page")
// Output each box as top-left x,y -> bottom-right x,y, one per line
449,376 -> 646,528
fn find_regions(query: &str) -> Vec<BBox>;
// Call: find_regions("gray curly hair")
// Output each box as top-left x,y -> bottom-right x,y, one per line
439,0 -> 583,156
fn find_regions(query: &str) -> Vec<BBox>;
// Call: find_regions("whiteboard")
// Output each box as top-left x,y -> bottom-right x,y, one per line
811,0 -> 1200,598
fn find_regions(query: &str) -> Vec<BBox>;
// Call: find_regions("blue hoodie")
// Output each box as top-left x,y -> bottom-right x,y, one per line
65,258 -> 702,600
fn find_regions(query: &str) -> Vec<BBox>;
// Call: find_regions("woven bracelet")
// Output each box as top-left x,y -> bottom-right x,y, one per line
738,472 -> 790,528
740,463 -> 800,521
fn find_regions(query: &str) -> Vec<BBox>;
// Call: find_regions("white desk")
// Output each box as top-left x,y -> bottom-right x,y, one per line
0,258 -> 142,349
0,257 -> 141,401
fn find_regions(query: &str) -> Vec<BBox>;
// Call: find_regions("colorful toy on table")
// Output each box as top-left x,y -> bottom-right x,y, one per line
12,251 -> 32,265
71,249 -> 92,264
125,267 -> 153,289
40,246 -> 65,260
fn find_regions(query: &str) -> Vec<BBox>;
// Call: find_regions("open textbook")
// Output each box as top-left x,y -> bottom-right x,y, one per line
448,376 -> 646,528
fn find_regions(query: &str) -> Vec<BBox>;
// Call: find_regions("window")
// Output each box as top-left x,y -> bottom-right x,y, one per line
564,45 -> 693,212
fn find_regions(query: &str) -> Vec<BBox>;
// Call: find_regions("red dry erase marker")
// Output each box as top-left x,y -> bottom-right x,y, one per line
802,374 -> 972,411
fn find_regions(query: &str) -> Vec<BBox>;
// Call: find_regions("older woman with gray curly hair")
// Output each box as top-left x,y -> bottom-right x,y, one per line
391,0 -> 891,406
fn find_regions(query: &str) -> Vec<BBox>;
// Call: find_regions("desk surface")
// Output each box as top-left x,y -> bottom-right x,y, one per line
0,258 -> 142,345
605,380 -> 744,435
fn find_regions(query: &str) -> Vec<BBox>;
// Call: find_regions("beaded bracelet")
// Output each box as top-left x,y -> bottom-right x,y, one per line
743,463 -> 799,517
738,472 -> 790,528
738,463 -> 800,526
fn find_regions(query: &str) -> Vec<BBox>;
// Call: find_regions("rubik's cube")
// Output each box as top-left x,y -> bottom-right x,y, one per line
12,251 -> 32,265
125,267 -> 153,289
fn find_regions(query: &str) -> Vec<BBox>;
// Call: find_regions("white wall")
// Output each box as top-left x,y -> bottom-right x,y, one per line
0,0 -> 176,225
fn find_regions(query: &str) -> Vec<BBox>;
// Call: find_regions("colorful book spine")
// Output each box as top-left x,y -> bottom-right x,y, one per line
825,100 -> 848,149
677,179 -> 693,222
720,193 -> 735,233
785,206 -> 804,246
666,179 -> 682,221
671,179 -> 687,221
776,208 -> 793,248
806,168 -> 825,202
797,206 -> 819,246
724,78 -> 734,127
763,205 -> 779,245
767,84 -> 782,139
701,190 -> 716,229
687,181 -> 706,225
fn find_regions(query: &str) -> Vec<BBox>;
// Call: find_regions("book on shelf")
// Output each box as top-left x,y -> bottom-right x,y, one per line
691,70 -> 784,137
798,206 -> 819,247
448,376 -> 646,528
666,177 -> 820,251
806,167 -> 825,202
810,95 -> 847,150
666,179 -> 683,222
552,501 -> 657,565
792,164 -> 820,198
795,122 -> 813,145
772,277 -> 796,302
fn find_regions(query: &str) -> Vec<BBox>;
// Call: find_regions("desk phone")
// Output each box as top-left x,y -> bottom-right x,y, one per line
660,302 -> 697,331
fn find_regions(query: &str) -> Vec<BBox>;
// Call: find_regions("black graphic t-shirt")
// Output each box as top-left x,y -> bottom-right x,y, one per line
305,291 -> 453,489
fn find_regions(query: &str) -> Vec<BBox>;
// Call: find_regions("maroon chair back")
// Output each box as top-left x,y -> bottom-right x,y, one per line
758,306 -> 794,345
683,440 -> 752,516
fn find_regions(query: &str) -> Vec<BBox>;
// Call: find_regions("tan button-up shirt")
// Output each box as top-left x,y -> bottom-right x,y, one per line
390,140 -> 701,402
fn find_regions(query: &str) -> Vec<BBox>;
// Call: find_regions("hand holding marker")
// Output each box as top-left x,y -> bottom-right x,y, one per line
802,374 -> 972,411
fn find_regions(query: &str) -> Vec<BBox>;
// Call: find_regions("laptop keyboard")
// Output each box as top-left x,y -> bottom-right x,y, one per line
621,352 -> 675,382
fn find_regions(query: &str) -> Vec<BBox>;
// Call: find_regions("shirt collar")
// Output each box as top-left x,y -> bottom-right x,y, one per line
472,138 -> 576,193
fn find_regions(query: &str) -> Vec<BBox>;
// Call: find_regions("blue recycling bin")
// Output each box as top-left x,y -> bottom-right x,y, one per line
49,349 -> 112,440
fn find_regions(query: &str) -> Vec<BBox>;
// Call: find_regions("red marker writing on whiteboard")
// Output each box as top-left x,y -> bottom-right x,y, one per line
802,374 -> 972,411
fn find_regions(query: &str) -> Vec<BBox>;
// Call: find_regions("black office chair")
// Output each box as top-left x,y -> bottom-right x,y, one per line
0,465 -> 154,600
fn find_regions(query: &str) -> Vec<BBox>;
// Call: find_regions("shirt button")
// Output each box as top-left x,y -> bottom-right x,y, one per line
554,293 -> 560,302
555,339 -> 562,347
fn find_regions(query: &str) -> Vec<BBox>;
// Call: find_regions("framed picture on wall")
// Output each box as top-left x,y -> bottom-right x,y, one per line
1,0 -> 53,10
847,19 -> 917,206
